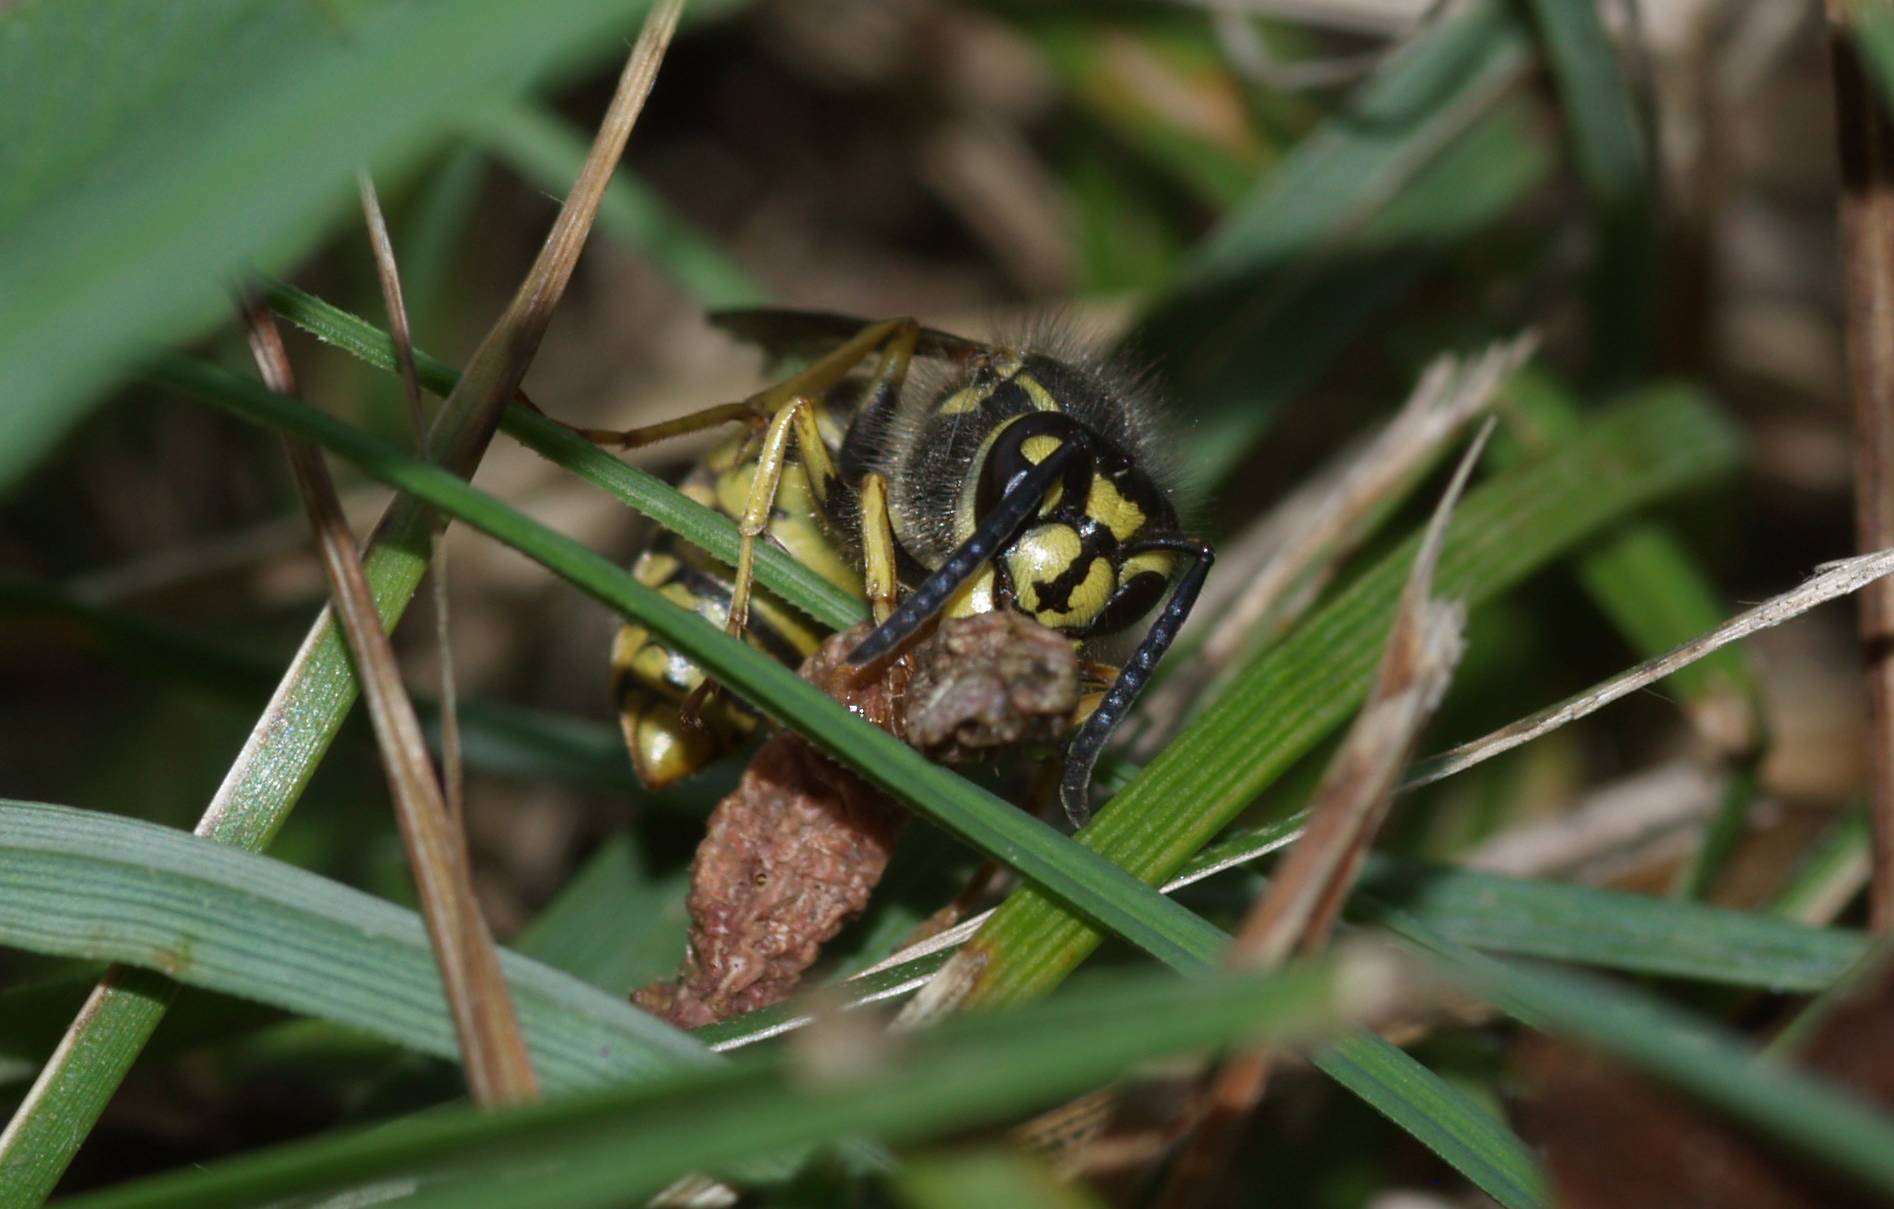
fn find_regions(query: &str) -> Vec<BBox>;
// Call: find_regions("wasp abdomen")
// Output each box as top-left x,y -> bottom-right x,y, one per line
612,434 -> 856,788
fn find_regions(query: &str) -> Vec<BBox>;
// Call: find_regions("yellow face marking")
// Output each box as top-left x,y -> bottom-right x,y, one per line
1086,475 -> 1148,541
1035,559 -> 1115,629
1019,433 -> 1067,513
1021,434 -> 1063,463
1123,549 -> 1177,582
1005,524 -> 1117,629
1016,372 -> 1062,412
1006,524 -> 1083,612
944,564 -> 998,619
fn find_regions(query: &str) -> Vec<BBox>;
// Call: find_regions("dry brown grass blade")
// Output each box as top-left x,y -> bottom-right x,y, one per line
1828,6 -> 1894,933
1154,423 -> 1485,1209
239,296 -> 538,1105
1407,547 -> 1894,790
432,0 -> 684,474
1127,335 -> 1531,759
358,169 -> 465,832
1461,760 -> 1724,881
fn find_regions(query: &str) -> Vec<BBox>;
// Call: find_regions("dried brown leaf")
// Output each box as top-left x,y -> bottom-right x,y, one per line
636,614 -> 1083,1029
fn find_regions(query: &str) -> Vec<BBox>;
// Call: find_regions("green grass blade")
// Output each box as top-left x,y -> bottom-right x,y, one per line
1415,933 -> 1894,1197
1137,0 -> 1543,477
1499,370 -> 1763,896
54,961 -> 1355,1209
4,404 -> 469,1205
1772,804 -> 1872,923
4,91 -> 669,1185
1352,856 -> 1866,993
515,834 -> 689,994
394,145 -> 490,337
958,385 -> 1741,1009
1500,370 -> 1759,721
152,353 -> 1224,973
1178,101 -> 1552,485
1318,1033 -> 1542,1209
1857,5 -> 1894,112
0,969 -> 286,1093
471,101 -> 766,308
1166,0 -> 1526,289
701,844 -> 1867,1053
0,801 -> 709,1091
1520,0 -> 1657,381
0,0 -> 661,490
261,278 -> 868,631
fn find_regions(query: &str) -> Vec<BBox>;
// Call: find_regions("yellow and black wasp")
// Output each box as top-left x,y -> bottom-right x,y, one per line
577,310 -> 1212,826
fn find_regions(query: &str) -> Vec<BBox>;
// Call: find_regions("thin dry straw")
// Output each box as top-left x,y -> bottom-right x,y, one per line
1407,548 -> 1894,788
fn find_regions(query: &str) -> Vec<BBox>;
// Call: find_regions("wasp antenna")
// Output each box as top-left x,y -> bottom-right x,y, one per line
847,439 -> 1088,668
1060,538 -> 1214,827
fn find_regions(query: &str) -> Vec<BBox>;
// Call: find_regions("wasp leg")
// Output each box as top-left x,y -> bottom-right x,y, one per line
538,399 -> 762,451
858,472 -> 899,625
1059,536 -> 1215,827
661,319 -> 916,728
682,394 -> 844,724
748,317 -> 914,421
540,317 -> 922,455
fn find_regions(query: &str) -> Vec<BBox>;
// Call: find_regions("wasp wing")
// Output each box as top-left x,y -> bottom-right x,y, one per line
710,308 -> 986,366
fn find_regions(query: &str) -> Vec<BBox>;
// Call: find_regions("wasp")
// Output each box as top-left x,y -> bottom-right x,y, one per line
576,310 -> 1212,826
